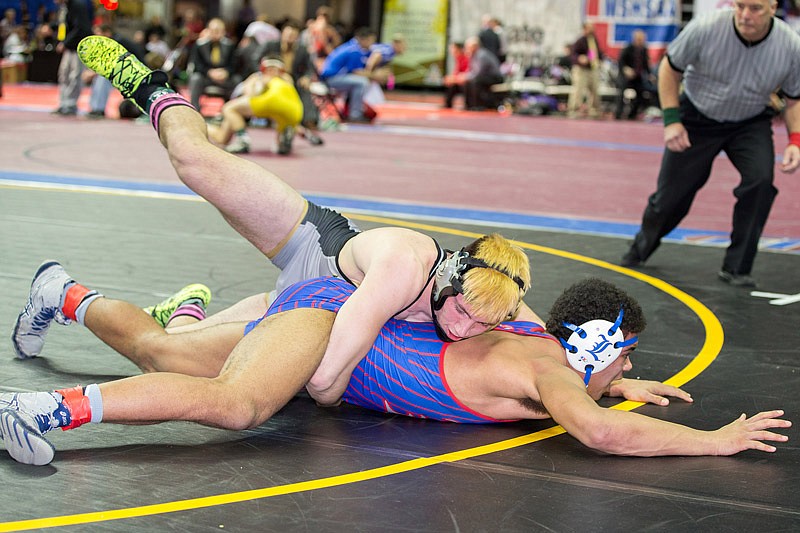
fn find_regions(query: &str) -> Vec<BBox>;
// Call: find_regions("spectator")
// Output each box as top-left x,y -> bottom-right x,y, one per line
302,5 -> 341,68
51,0 -> 92,116
442,41 -> 469,109
621,1 -> 800,287
319,26 -> 376,122
1,8 -> 17,44
490,17 -> 508,63
145,29 -> 171,69
615,29 -> 655,120
242,14 -> 280,47
143,15 -> 166,44
463,35 -> 504,111
364,33 -> 406,83
234,0 -> 256,41
3,25 -> 28,62
477,14 -> 502,62
206,57 -> 303,155
187,17 -> 237,112
232,15 -> 281,83
29,22 -> 57,52
567,21 -> 604,119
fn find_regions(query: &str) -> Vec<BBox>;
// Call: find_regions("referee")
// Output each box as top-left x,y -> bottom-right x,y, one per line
621,0 -> 800,287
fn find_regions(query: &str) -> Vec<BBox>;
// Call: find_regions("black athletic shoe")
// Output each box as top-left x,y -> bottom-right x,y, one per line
620,249 -> 643,268
717,270 -> 757,288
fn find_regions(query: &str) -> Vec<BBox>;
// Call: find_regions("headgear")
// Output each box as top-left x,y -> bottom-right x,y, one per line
559,308 -> 638,386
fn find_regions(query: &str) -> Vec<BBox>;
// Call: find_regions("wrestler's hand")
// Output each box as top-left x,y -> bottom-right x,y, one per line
608,378 -> 693,406
780,144 -> 800,173
712,410 -> 791,455
664,122 -> 691,152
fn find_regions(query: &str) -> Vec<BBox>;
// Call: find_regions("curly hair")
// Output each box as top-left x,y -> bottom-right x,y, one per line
546,277 -> 646,340
460,233 -> 531,324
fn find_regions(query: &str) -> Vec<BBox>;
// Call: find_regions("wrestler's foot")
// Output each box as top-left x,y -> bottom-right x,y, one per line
12,261 -> 73,359
0,392 -> 69,465
77,36 -> 167,106
225,135 -> 251,154
144,283 -> 212,327
277,125 -> 295,155
304,130 -> 324,146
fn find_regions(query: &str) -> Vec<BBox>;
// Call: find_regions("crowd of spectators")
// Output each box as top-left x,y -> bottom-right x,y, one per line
1,4 -> 661,121
0,2 -> 410,133
443,13 -> 659,120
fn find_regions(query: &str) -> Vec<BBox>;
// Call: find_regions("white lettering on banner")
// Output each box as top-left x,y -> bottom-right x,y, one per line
603,0 -> 678,20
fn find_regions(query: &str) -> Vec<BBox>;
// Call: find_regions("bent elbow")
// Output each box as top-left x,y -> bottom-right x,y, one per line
306,373 -> 342,406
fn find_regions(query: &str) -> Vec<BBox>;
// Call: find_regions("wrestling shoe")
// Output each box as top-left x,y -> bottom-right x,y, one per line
0,392 -> 70,466
277,125 -> 295,155
12,261 -> 73,360
143,283 -> 212,327
225,136 -> 251,154
77,36 -> 164,103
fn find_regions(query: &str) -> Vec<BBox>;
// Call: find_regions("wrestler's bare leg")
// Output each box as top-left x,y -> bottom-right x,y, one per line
207,96 -> 253,145
98,309 -> 334,429
156,105 -> 305,258
83,296 -> 243,377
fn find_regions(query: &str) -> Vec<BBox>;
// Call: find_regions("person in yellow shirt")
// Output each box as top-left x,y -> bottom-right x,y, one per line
207,57 -> 303,155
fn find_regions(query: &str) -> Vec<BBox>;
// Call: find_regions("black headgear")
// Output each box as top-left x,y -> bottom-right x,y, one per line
430,249 -> 526,341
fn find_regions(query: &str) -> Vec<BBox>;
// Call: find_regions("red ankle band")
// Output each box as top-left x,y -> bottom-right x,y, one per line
55,385 -> 92,430
62,283 -> 92,321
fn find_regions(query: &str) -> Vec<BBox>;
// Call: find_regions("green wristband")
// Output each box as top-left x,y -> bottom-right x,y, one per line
662,107 -> 681,126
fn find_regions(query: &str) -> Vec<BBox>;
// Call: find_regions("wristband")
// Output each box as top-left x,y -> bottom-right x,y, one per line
662,107 -> 681,126
789,132 -> 800,148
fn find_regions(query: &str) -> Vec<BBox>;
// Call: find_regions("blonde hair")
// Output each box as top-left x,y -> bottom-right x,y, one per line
460,234 -> 531,323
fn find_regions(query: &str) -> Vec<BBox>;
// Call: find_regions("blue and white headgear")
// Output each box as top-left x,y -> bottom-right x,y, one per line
559,308 -> 638,386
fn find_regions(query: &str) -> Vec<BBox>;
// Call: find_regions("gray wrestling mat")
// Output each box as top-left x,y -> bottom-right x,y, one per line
1,184 -> 798,531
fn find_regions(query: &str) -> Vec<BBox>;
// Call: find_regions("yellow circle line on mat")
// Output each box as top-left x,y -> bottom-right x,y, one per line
0,212 -> 724,532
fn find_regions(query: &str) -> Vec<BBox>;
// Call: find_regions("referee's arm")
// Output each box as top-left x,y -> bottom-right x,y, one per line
657,56 -> 690,152
780,97 -> 800,173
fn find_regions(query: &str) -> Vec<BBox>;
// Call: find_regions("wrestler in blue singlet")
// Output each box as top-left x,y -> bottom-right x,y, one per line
246,277 -> 556,423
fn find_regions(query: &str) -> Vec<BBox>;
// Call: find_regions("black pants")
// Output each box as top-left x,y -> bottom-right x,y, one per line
629,97 -> 777,275
443,83 -> 464,108
614,75 -> 655,119
465,74 -> 503,109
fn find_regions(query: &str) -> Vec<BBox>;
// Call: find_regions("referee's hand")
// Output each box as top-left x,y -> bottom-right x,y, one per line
664,123 -> 691,152
780,145 -> 800,173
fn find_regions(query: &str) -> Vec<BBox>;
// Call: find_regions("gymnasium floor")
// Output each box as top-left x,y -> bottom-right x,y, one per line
0,84 -> 798,531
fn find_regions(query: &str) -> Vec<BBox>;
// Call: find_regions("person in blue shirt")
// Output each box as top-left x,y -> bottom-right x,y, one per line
319,27 -> 377,122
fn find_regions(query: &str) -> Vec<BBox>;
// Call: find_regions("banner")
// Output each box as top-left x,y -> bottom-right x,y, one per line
380,0 -> 449,86
449,0 -> 583,78
693,0 -> 734,16
583,0 -> 682,63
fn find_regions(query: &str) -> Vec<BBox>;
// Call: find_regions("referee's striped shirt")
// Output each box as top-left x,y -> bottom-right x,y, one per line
666,8 -> 800,122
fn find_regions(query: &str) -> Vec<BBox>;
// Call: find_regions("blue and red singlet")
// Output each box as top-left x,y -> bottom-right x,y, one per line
247,276 -> 555,423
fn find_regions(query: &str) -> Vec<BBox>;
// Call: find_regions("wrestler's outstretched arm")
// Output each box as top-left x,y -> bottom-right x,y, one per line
537,359 -> 791,456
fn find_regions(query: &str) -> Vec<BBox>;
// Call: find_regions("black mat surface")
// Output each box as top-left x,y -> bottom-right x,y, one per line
0,186 -> 798,532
